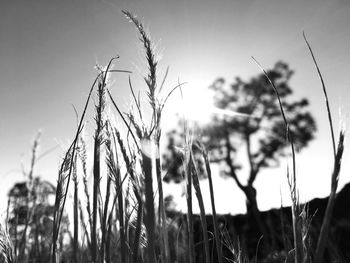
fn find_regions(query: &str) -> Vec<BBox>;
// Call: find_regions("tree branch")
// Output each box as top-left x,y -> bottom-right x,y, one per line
246,134 -> 257,186
224,131 -> 244,190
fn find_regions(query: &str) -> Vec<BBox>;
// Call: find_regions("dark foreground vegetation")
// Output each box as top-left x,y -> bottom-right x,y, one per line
0,11 -> 346,263
166,182 -> 350,263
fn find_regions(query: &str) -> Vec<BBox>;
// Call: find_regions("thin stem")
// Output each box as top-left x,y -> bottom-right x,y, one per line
303,32 -> 336,158
201,145 -> 223,263
252,57 -> 300,262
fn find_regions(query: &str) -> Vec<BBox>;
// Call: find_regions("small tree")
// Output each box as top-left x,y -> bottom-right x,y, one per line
6,133 -> 70,263
7,177 -> 69,263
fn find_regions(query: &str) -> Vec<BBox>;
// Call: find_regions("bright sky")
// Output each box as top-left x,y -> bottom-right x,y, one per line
1,0 -> 350,216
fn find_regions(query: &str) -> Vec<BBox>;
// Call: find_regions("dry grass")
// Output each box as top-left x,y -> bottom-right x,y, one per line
2,11 -> 346,263
253,32 -> 345,263
0,224 -> 15,263
303,32 -> 345,263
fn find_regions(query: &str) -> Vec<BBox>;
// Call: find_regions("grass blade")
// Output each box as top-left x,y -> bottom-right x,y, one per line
201,144 -> 223,263
190,144 -> 210,263
314,131 -> 345,263
252,57 -> 302,263
303,32 -> 336,157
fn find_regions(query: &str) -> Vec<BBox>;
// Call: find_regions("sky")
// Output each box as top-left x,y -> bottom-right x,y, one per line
1,0 -> 350,216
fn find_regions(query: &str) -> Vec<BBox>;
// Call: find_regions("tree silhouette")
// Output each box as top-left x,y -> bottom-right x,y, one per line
163,61 -> 316,241
204,61 -> 315,212
6,133 -> 70,263
7,177 -> 71,263
163,130 -> 185,184
163,129 -> 206,184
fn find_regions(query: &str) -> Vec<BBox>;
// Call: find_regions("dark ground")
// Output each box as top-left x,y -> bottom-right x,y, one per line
167,183 -> 350,262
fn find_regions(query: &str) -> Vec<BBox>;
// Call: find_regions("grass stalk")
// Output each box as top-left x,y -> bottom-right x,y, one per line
79,200 -> 92,252
53,148 -> 73,263
140,148 -> 157,263
132,188 -> 143,263
252,57 -> 303,263
108,129 -> 128,263
201,145 -> 223,263
303,32 -> 336,158
155,141 -> 170,263
303,32 -> 346,263
122,10 -> 163,263
113,126 -> 143,263
117,167 -> 128,262
79,135 -> 93,237
190,144 -> 210,263
91,73 -> 108,263
72,151 -> 79,263
92,58 -> 122,262
100,171 -> 112,262
117,175 -> 127,263
105,205 -> 114,263
18,132 -> 40,262
51,57 -> 118,263
101,124 -> 114,262
314,131 -> 344,263
115,128 -> 142,263
184,134 -> 195,263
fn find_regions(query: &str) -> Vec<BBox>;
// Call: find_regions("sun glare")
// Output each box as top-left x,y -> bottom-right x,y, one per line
181,87 -> 215,123
163,85 -> 252,128
161,86 -> 213,129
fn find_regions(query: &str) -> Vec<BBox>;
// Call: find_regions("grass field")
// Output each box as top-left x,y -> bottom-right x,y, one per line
0,11 -> 346,263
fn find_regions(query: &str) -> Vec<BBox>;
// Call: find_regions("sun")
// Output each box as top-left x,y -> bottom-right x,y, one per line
161,84 -> 252,131
162,85 -> 215,128
182,86 -> 216,123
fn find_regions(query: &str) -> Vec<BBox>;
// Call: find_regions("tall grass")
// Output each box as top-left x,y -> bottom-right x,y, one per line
188,140 -> 210,263
303,32 -> 345,263
253,31 -> 345,263
72,149 -> 79,263
253,56 -> 304,263
2,11 -> 346,263
201,144 -> 223,263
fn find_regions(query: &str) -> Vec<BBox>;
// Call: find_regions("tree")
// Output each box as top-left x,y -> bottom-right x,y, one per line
163,61 -> 316,242
203,61 -> 316,212
6,133 -> 70,263
162,129 -> 206,184
7,177 -> 65,263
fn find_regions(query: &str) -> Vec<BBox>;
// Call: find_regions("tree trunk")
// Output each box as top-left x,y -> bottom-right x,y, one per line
243,185 -> 270,252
